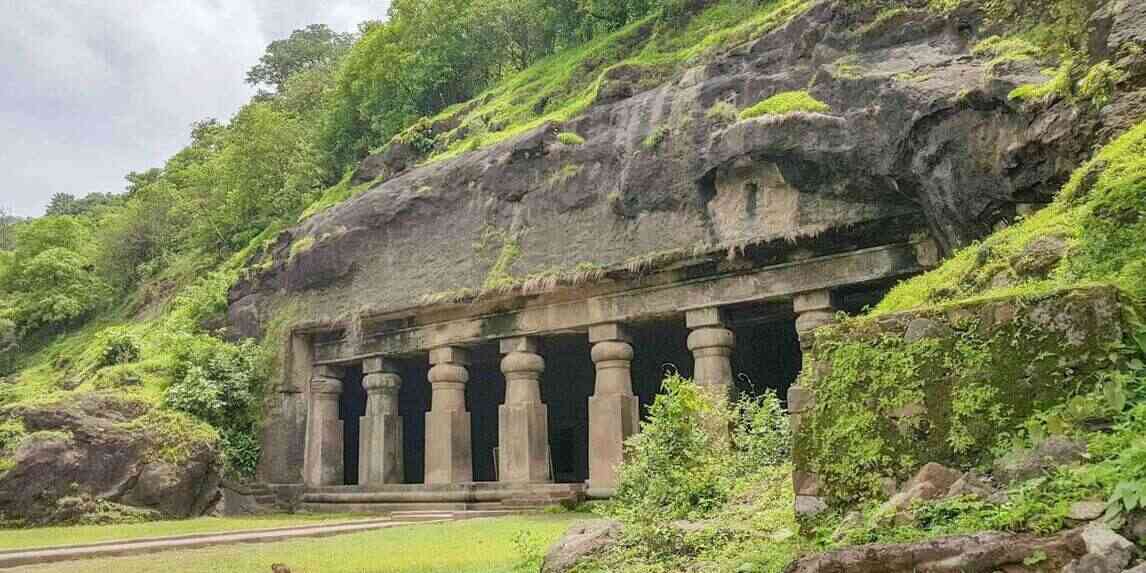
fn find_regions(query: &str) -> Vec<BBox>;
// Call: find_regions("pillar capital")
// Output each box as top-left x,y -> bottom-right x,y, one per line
310,377 -> 342,396
793,289 -> 837,314
685,307 -> 726,329
429,346 -> 471,366
591,340 -> 634,365
588,323 -> 631,344
362,357 -> 399,375
794,289 -> 839,339
312,365 -> 345,379
499,336 -> 540,355
501,351 -> 545,377
686,327 -> 735,353
363,372 -> 401,393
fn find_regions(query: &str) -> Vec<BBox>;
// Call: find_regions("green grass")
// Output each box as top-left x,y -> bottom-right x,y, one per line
10,515 -> 581,573
0,514 -> 379,551
739,90 -> 830,120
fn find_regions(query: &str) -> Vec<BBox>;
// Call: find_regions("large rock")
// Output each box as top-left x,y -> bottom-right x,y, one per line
0,393 -> 220,524
542,519 -> 622,573
1062,523 -> 1135,573
993,436 -> 1088,485
785,527 -> 1096,572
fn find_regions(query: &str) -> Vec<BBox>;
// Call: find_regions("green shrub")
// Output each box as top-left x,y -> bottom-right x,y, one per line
96,328 -> 141,368
163,338 -> 264,477
739,91 -> 830,120
598,374 -> 799,570
705,101 -> 738,124
556,131 -> 586,145
1077,61 -> 1125,109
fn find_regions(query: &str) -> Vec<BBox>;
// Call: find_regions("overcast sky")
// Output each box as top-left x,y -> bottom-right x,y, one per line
0,1 -> 389,217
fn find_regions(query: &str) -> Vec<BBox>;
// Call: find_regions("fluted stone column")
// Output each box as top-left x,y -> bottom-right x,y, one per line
498,337 -> 551,483
686,307 -> 735,401
425,347 -> 473,485
359,357 -> 403,486
588,323 -> 638,493
304,365 -> 344,487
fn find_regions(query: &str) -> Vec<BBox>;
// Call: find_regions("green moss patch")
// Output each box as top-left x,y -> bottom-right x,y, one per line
739,91 -> 830,120
798,286 -> 1128,503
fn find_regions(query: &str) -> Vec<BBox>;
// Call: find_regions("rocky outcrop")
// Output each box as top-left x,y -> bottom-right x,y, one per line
0,393 -> 221,524
228,0 -> 1146,340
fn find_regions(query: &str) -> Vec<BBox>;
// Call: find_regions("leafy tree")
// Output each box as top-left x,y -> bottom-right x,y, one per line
45,193 -> 78,216
5,248 -> 111,329
245,24 -> 354,93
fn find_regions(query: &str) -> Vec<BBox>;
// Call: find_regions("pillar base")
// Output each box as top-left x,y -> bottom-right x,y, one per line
498,402 -> 551,483
425,410 -> 472,485
359,414 -> 403,485
587,393 -> 638,491
308,417 -> 343,487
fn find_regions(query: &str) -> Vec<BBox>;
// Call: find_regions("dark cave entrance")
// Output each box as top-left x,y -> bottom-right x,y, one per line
540,334 -> 595,484
397,355 -> 430,484
467,342 -> 505,482
339,365 -> 366,486
725,301 -> 803,403
630,317 -> 694,419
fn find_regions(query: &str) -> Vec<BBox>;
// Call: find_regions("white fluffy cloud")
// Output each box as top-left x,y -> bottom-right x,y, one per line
0,0 -> 388,216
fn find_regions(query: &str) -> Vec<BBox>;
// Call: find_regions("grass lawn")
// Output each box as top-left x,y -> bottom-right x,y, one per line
10,515 -> 581,573
0,513 -> 379,551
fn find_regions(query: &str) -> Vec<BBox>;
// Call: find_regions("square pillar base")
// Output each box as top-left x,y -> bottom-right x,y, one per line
359,414 -> 403,485
425,410 -> 472,484
306,418 -> 343,487
587,393 -> 639,491
498,402 -> 551,483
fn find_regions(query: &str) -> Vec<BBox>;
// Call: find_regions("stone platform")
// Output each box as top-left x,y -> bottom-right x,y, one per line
301,482 -> 587,513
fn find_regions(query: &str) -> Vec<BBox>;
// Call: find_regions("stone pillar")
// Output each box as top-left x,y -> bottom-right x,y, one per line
686,307 -> 735,400
790,289 -> 837,518
587,323 -> 638,493
793,289 -> 838,348
304,365 -> 344,487
359,357 -> 403,486
498,337 -> 551,483
425,347 -> 473,485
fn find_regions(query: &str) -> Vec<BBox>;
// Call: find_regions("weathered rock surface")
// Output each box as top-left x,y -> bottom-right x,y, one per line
228,0 -> 1146,344
993,436 -> 1088,485
0,393 -> 220,524
542,519 -> 622,573
785,525 -> 1134,573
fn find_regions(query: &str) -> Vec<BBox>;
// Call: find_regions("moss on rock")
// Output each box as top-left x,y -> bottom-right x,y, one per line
796,286 -> 1129,503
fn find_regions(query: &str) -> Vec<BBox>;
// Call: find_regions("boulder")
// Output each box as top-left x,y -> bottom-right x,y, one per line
542,519 -> 622,573
785,527 -> 1092,572
1067,501 -> 1107,522
993,436 -> 1088,485
945,471 -> 995,500
1011,235 -> 1069,278
1062,523 -> 1135,573
877,463 -> 963,523
0,393 -> 220,524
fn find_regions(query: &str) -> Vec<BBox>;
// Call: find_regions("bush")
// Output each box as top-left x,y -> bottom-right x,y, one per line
591,375 -> 798,571
739,91 -> 830,120
96,328 -> 141,368
163,337 -> 264,478
556,131 -> 586,145
612,374 -> 791,541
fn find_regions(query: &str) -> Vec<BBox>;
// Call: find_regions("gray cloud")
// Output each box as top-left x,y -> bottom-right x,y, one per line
0,0 -> 389,217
